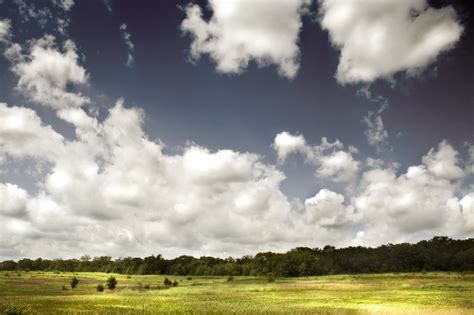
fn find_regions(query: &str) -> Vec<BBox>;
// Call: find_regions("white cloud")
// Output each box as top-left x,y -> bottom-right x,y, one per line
353,141 -> 471,245
0,100 -> 473,258
317,150 -> 359,183
0,19 -> 11,44
0,183 -> 28,218
273,132 -> 359,182
273,131 -> 307,163
119,23 -> 134,67
422,140 -> 465,180
14,0 -> 52,27
53,0 -> 75,11
12,36 -> 90,109
319,0 -> 464,83
305,189 -> 356,228
181,0 -> 310,79
363,104 -> 390,152
0,102 -> 64,160
459,193 -> 474,232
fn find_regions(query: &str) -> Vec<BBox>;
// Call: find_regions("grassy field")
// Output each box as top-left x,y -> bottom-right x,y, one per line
0,271 -> 473,314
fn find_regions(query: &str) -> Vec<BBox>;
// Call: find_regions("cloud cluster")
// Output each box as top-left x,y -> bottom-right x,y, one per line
181,0 -> 310,79
354,141 -> 472,244
274,132 -> 360,183
318,0 -> 464,83
11,36 -> 89,109
1,97 -> 473,258
0,19 -> 11,44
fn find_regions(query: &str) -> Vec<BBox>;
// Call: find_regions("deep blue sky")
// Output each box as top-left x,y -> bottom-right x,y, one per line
1,0 -> 473,199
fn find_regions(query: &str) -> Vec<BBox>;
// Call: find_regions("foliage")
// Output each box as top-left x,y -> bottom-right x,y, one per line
5,304 -> 27,315
1,237 -> 473,277
70,276 -> 79,289
163,277 -> 172,286
106,276 -> 117,290
96,284 -> 104,292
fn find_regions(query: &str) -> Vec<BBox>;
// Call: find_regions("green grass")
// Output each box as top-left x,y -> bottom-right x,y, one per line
1,272 -> 473,314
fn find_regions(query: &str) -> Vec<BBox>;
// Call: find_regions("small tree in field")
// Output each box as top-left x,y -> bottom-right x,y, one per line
106,276 -> 117,290
70,276 -> 79,289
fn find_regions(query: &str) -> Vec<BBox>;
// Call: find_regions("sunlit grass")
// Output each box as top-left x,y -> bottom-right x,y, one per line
0,272 -> 473,314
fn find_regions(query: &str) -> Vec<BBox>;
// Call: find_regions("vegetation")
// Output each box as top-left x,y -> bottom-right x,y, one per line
96,284 -> 104,292
70,276 -> 79,289
0,271 -> 473,314
106,276 -> 117,290
2,237 -> 472,277
163,277 -> 172,286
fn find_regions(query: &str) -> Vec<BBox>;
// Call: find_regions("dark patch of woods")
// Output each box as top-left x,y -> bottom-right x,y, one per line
1,237 -> 473,277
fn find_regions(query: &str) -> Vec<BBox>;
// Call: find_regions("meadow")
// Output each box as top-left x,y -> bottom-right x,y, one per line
0,271 -> 473,314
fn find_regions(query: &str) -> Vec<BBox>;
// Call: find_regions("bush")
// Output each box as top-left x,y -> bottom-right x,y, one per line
96,284 -> 104,292
172,280 -> 178,287
5,304 -> 26,315
70,276 -> 79,289
106,276 -> 117,290
227,275 -> 234,282
62,284 -> 68,291
163,277 -> 172,286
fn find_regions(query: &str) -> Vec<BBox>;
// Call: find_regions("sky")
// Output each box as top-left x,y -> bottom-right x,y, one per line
0,0 -> 473,260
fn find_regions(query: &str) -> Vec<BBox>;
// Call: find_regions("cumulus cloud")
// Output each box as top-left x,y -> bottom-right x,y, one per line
181,0 -> 310,78
305,189 -> 356,228
319,0 -> 464,83
0,19 -> 11,44
353,142 -> 471,245
0,102 -> 64,160
422,140 -> 465,180
0,99 -> 318,258
1,99 -> 473,258
274,132 -> 360,182
0,183 -> 28,218
11,36 -> 90,109
119,23 -> 134,67
273,131 -> 307,163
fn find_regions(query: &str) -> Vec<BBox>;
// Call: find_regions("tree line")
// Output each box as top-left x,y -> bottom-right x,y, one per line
1,237 -> 473,276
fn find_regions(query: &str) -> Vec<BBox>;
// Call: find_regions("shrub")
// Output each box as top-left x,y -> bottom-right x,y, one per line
106,276 -> 117,290
96,284 -> 104,292
5,304 -> 26,315
70,276 -> 79,289
62,284 -> 68,291
172,280 -> 178,287
163,278 -> 172,286
227,275 -> 234,282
